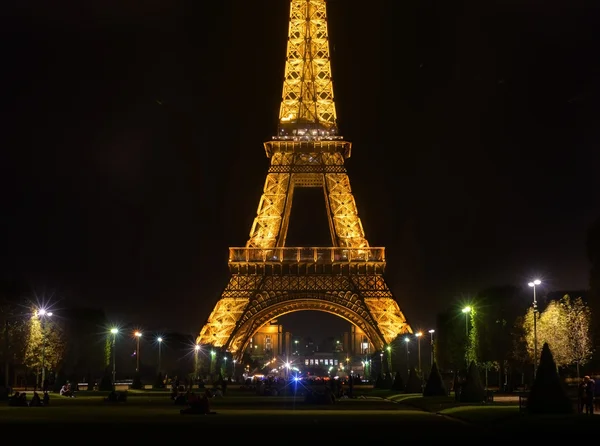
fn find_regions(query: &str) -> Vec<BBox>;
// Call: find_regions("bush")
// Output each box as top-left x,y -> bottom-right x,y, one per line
391,372 -> 405,391
405,367 -> 422,393
384,372 -> 393,389
374,373 -> 385,389
99,368 -> 113,391
85,371 -> 94,391
154,372 -> 165,389
423,362 -> 447,397
527,342 -> 572,414
131,372 -> 143,390
460,361 -> 485,403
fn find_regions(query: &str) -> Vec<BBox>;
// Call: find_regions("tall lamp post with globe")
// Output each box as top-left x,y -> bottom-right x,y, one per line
528,279 -> 542,376
110,328 -> 118,388
36,308 -> 53,387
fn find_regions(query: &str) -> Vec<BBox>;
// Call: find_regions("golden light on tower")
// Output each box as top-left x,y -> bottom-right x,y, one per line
279,0 -> 337,133
196,0 -> 412,356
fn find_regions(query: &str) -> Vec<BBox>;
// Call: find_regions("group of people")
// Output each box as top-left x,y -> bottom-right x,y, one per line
59,383 -> 75,398
8,391 -> 49,407
578,375 -> 596,415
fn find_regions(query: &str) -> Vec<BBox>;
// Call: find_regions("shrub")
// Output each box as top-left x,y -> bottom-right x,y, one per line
375,373 -> 385,389
460,361 -> 485,403
131,372 -> 143,390
405,367 -> 422,393
423,362 -> 447,397
391,372 -> 405,391
527,342 -> 572,414
384,372 -> 393,389
154,372 -> 165,389
99,368 -> 113,391
85,371 -> 94,391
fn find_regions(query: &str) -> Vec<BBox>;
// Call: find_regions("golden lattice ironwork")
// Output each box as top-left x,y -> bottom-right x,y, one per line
279,0 -> 337,134
196,0 -> 412,359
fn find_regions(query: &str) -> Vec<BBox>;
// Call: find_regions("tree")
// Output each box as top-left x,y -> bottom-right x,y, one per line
526,342 -> 572,414
374,373 -> 385,389
436,307 -> 467,372
460,361 -> 485,403
519,295 -> 592,369
405,367 -> 422,393
562,295 -> 593,376
423,362 -> 447,397
391,372 -> 404,391
23,311 -> 66,379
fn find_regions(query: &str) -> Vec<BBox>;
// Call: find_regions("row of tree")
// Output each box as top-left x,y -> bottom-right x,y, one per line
436,288 -> 594,386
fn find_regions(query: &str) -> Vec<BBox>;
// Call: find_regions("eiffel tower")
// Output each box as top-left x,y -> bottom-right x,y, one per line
197,0 -> 412,359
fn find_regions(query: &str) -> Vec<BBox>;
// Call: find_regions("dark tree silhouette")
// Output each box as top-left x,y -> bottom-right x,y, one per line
98,367 -> 112,391
391,372 -> 405,391
423,362 -> 447,397
405,367 -> 422,393
375,373 -> 385,389
131,371 -> 143,390
154,372 -> 165,389
384,372 -> 393,389
527,342 -> 572,414
460,361 -> 485,403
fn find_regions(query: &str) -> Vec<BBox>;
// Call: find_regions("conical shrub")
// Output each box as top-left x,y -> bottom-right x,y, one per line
384,372 -> 393,389
391,372 -> 405,391
375,373 -> 385,389
460,361 -> 485,403
405,367 -> 422,393
423,362 -> 447,397
99,368 -> 113,391
527,342 -> 572,414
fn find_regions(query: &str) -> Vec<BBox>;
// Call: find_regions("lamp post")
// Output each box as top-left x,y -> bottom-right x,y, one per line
194,344 -> 200,380
462,306 -> 471,337
157,337 -> 163,373
386,345 -> 392,373
428,329 -> 435,366
110,328 -> 118,388
404,337 -> 410,373
294,339 -> 299,355
37,309 -> 53,387
415,332 -> 423,373
528,279 -> 541,377
134,331 -> 142,372
233,359 -> 237,378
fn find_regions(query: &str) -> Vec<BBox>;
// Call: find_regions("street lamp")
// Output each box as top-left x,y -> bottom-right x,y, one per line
462,306 -> 471,337
428,329 -> 435,366
415,332 -> 423,374
110,328 -> 118,388
404,337 -> 410,373
134,331 -> 142,372
157,337 -> 163,374
528,279 -> 542,376
386,345 -> 392,373
194,344 -> 200,380
36,308 -> 53,387
233,359 -> 237,378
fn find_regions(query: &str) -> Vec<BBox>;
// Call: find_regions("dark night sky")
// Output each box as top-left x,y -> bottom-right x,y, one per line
2,1 -> 599,340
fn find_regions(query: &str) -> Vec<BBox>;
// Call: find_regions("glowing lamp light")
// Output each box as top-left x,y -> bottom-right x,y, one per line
428,329 -> 435,334
293,376 -> 300,382
462,306 -> 472,313
135,331 -> 142,338
528,279 -> 541,287
110,328 -> 118,335
416,332 -> 423,337
157,337 -> 163,343
404,337 -> 410,343
194,344 -> 200,351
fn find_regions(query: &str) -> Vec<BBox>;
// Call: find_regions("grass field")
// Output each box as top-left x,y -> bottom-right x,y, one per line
2,388 -> 599,442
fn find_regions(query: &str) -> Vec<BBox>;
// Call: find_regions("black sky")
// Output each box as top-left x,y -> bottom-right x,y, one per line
2,0 -> 599,340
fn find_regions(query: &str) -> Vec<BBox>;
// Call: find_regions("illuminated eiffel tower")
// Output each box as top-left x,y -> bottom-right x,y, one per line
197,0 -> 412,359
